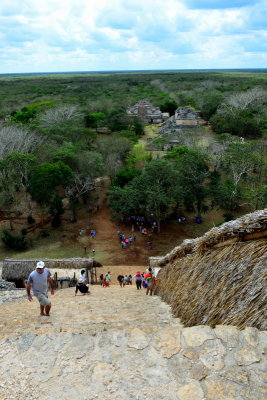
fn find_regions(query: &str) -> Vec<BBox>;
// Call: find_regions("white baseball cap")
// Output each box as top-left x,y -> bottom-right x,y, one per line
36,261 -> 45,269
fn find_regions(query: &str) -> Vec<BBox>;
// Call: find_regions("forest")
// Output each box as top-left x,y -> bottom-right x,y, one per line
0,70 -> 266,254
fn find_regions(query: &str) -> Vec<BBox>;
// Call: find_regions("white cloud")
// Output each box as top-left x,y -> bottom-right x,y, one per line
0,0 -> 266,73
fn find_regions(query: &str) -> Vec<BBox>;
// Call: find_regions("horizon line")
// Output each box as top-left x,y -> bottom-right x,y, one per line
1,68 -> 267,76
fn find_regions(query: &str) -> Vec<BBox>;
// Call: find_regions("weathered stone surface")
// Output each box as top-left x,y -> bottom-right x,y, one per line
218,368 -> 250,384
182,325 -> 214,347
155,327 -> 181,358
199,339 -> 226,370
235,346 -> 261,365
204,379 -> 246,399
0,285 -> 266,400
177,381 -> 204,400
243,326 -> 259,346
258,330 -> 267,350
182,346 -> 199,360
199,341 -> 226,371
188,364 -> 209,380
214,324 -> 240,347
127,328 -> 150,349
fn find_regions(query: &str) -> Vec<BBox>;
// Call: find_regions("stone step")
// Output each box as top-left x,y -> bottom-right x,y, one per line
0,284 -> 266,400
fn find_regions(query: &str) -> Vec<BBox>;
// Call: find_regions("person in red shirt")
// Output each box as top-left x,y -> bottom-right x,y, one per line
144,267 -> 155,296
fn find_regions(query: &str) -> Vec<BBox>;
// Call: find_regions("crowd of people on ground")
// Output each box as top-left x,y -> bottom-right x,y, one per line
117,231 -> 137,249
26,261 -> 158,317
117,268 -> 156,295
117,229 -> 154,251
119,215 -> 158,233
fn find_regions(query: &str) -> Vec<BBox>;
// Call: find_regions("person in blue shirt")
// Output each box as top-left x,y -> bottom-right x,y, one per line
26,261 -> 54,316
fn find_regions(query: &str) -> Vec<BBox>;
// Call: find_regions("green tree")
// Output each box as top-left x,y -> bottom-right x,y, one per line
160,99 -> 178,116
133,118 -> 144,135
165,147 -> 210,217
97,136 -> 131,181
10,107 -> 37,124
106,108 -> 129,132
109,159 -> 179,232
125,144 -> 152,169
211,110 -> 262,137
84,112 -> 106,131
29,161 -> 73,204
113,167 -> 141,188
1,229 -> 28,251
49,195 -> 65,228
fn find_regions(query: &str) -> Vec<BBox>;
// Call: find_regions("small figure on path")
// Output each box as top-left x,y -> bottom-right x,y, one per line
144,267 -> 155,296
75,269 -> 89,296
26,261 -> 54,316
117,274 -> 125,287
133,271 -> 142,290
103,271 -> 111,287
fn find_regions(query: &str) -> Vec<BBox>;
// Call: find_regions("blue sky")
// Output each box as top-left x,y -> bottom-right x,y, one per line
0,0 -> 266,73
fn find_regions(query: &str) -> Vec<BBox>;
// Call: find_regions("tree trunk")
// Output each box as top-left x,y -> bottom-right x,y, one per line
70,198 -> 77,222
157,219 -> 161,233
8,213 -> 14,230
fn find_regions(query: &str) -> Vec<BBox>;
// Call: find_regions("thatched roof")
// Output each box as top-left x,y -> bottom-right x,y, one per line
153,209 -> 267,267
154,209 -> 267,330
2,258 -> 102,281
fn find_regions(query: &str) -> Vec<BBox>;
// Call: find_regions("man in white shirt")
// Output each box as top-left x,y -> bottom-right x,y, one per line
26,261 -> 54,316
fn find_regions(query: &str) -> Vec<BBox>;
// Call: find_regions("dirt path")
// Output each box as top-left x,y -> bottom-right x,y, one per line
85,194 -> 154,266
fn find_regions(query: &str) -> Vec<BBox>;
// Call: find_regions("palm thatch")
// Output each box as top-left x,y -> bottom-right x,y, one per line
154,209 -> 267,330
2,258 -> 102,281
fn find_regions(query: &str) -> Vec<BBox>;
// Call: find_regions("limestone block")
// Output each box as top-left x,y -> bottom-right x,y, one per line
204,379 -> 246,399
243,326 -> 259,346
218,367 -> 250,384
177,381 -> 205,400
247,385 -> 267,400
182,326 -> 215,347
199,339 -> 226,371
214,325 -> 240,347
155,327 -> 181,358
188,364 -> 209,380
235,346 -> 261,366
127,328 -> 150,349
89,361 -> 116,390
258,330 -> 267,351
182,347 -> 199,360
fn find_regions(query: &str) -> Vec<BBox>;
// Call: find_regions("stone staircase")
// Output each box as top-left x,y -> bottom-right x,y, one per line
0,285 -> 266,400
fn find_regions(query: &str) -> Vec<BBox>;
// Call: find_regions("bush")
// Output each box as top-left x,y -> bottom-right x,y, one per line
27,215 -> 35,224
40,229 -> 50,238
223,213 -> 234,222
21,228 -> 28,236
210,110 -> 262,137
1,229 -> 28,250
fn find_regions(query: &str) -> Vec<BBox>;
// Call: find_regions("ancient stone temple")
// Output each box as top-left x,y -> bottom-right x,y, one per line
158,106 -> 201,135
145,106 -> 203,151
126,99 -> 169,124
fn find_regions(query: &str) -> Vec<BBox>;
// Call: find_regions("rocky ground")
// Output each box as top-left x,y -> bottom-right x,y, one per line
0,283 -> 266,400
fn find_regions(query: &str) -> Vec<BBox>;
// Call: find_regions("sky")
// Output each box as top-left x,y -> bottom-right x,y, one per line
0,0 -> 266,74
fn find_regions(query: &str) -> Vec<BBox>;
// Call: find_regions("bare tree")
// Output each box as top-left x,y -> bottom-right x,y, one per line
0,126 -> 45,159
218,87 -> 267,115
40,105 -> 81,127
65,173 -> 95,221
